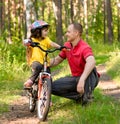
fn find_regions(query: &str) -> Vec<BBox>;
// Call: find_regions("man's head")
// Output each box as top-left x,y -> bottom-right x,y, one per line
72,23 -> 83,35
65,23 -> 83,42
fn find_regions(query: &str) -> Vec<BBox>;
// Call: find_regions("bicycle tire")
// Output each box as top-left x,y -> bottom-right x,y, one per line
37,77 -> 51,121
29,95 -> 36,112
28,84 -> 37,112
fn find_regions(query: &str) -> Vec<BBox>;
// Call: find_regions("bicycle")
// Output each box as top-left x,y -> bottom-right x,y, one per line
24,41 -> 66,121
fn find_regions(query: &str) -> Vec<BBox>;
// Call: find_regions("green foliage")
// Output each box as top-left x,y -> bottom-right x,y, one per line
0,41 -> 29,81
87,41 -> 120,65
0,41 -> 29,114
88,1 -> 104,42
90,42 -> 120,82
106,52 -> 120,81
89,42 -> 120,83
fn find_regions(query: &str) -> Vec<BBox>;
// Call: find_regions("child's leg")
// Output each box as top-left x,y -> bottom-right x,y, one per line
24,61 -> 43,88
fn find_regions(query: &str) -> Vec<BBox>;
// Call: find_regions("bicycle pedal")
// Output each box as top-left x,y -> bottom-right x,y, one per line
27,93 -> 32,97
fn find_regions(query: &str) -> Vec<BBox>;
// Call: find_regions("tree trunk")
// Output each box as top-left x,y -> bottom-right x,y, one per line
106,0 -> 113,44
7,0 -> 12,44
41,0 -> 45,20
24,0 -> 32,38
0,0 -> 3,35
83,0 -> 88,41
117,0 -> 120,42
104,0 -> 106,43
63,0 -> 70,28
70,0 -> 74,23
52,0 -> 63,45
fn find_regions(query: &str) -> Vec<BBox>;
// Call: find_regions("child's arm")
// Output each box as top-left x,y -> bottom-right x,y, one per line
50,41 -> 61,48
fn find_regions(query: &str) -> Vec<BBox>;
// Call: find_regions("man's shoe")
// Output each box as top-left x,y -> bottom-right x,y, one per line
82,93 -> 88,106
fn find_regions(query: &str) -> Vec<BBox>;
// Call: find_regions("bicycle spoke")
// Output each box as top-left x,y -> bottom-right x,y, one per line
37,78 -> 51,121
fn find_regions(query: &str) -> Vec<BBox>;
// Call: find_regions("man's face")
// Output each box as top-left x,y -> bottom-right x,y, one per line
65,24 -> 78,42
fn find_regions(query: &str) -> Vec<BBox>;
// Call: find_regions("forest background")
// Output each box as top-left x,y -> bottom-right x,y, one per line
0,0 -> 120,123
0,0 -> 120,83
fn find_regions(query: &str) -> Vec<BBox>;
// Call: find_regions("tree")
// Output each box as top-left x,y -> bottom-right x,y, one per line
117,0 -> 120,42
70,0 -> 74,23
104,0 -> 106,43
0,0 -> 4,35
7,0 -> 12,44
0,0 -> 119,44
24,0 -> 32,38
52,0 -> 63,45
105,0 -> 113,44
83,0 -> 88,41
24,0 -> 37,38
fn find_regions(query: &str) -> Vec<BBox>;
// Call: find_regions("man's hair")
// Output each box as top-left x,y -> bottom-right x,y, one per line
72,22 -> 83,35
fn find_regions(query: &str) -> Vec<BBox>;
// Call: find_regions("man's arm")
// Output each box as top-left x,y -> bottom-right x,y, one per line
77,56 -> 96,94
50,55 -> 64,67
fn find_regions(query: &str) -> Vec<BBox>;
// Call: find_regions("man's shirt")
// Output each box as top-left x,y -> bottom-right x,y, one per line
59,39 -> 93,76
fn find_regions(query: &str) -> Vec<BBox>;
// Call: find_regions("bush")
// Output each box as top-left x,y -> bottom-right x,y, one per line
0,42 -> 29,81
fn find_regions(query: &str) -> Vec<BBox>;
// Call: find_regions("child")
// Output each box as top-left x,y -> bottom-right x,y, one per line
23,20 -> 61,88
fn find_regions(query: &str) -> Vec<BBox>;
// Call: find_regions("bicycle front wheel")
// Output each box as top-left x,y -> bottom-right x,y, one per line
37,78 -> 51,121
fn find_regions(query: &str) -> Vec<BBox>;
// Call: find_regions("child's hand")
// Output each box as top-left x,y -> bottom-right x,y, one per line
23,39 -> 32,46
30,42 -> 39,47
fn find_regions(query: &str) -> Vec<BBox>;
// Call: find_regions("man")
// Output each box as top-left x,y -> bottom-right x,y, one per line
51,22 -> 99,105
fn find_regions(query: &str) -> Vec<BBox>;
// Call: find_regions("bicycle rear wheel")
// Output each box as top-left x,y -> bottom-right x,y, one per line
37,78 -> 51,121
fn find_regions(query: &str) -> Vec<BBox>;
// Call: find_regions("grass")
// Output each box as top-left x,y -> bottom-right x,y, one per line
0,80 -> 23,113
106,52 -> 120,83
1,41 -> 120,123
48,89 -> 120,124
0,63 -> 30,114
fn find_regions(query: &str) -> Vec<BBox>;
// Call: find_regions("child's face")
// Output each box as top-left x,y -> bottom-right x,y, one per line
41,28 -> 48,38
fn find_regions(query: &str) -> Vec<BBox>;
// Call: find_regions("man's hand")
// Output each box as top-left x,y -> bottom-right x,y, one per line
77,56 -> 95,94
77,77 -> 85,94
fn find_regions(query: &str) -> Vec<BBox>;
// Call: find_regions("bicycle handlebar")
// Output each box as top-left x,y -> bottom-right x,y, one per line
23,39 -> 70,53
30,42 -> 68,53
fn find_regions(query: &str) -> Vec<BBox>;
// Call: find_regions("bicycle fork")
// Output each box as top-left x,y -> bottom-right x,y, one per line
37,72 -> 51,100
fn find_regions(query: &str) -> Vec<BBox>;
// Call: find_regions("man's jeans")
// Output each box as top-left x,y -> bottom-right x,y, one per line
52,68 -> 99,101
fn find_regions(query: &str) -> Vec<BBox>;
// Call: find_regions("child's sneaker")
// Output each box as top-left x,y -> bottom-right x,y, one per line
24,79 -> 33,88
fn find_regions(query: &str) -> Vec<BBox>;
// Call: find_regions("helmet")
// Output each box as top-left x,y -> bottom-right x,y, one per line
30,20 -> 49,32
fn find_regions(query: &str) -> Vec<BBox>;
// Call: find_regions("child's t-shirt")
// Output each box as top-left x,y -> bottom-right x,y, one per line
27,37 -> 52,66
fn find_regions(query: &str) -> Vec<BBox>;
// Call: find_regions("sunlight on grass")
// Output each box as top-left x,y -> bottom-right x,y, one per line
0,80 -> 24,114
106,52 -> 120,84
0,93 -> 20,114
90,42 -> 120,56
95,54 -> 110,65
52,63 -> 71,80
0,94 -> 20,107
49,97 -> 76,124
48,90 -> 120,124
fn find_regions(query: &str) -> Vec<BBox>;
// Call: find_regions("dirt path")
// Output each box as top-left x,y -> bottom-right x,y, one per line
97,64 -> 120,101
0,64 -> 120,124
